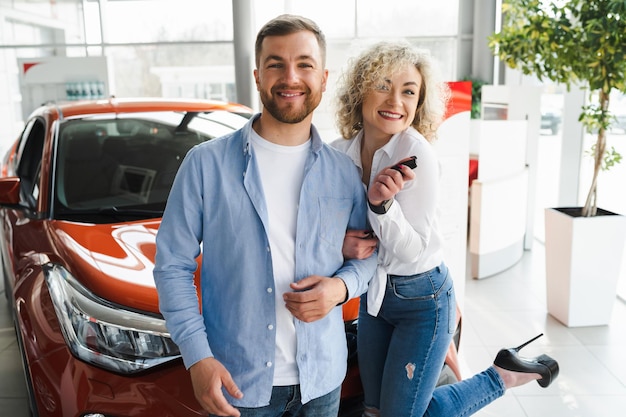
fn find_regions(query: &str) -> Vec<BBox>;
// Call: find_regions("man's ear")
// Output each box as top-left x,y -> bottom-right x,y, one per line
253,68 -> 260,91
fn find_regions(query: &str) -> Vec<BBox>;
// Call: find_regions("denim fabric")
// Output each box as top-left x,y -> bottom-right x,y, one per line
425,367 -> 506,417
223,385 -> 340,417
357,263 -> 506,416
154,114 -> 377,407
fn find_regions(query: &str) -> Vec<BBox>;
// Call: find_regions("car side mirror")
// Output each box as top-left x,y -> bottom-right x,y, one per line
0,177 -> 21,205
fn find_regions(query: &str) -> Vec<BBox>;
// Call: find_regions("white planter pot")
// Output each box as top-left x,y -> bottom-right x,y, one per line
545,207 -> 626,327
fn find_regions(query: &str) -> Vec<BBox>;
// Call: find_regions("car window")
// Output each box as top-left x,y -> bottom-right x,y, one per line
53,110 -> 249,222
188,110 -> 251,135
15,119 -> 46,209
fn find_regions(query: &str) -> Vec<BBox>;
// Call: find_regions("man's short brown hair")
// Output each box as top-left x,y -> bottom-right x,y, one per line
255,14 -> 327,67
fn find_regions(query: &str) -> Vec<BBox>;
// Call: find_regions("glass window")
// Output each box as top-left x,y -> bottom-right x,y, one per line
254,0 -> 458,38
254,0 -> 356,38
355,0 -> 458,37
16,118 -> 45,208
580,90 -> 626,215
101,0 -> 233,43
1,0 -> 460,147
105,44 -> 235,98
55,109 -> 250,215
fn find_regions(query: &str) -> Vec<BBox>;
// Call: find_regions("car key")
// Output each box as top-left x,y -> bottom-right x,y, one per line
391,155 -> 417,172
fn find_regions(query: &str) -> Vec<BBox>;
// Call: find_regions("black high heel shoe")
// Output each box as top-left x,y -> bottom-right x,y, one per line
493,333 -> 559,388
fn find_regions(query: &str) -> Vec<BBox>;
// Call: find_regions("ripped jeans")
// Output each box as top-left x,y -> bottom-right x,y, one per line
357,263 -> 505,417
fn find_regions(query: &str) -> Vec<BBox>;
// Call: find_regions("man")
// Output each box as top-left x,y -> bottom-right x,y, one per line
153,14 -> 376,417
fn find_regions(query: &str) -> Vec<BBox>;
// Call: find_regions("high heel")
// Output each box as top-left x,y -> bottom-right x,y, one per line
493,333 -> 559,388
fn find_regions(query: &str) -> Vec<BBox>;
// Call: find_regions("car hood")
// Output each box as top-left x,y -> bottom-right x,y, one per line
50,219 -> 196,315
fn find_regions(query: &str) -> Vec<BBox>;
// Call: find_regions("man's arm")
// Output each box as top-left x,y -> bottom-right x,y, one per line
283,163 -> 378,322
154,149 -> 244,414
331,168 -> 379,300
283,275 -> 348,323
154,149 -> 213,367
189,358 -> 243,417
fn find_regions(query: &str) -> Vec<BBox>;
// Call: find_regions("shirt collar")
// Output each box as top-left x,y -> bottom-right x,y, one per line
242,113 -> 323,155
379,131 -> 405,158
343,129 -> 407,168
343,131 -> 364,168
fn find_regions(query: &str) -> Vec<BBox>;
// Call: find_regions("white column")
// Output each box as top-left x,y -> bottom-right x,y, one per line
232,0 -> 258,111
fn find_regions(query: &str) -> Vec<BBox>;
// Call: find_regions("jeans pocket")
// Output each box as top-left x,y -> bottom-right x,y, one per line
391,275 -> 436,301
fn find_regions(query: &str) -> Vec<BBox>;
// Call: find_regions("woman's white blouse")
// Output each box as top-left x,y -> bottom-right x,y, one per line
331,127 -> 445,316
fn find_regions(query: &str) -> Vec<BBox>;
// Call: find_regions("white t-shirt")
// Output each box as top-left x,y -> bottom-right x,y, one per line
250,130 -> 309,386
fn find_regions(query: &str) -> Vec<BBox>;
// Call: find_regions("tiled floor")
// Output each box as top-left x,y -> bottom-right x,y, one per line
1,242 -> 625,416
460,244 -> 626,417
0,278 -> 29,417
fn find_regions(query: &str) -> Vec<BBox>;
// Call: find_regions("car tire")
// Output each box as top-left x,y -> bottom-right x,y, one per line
338,396 -> 364,417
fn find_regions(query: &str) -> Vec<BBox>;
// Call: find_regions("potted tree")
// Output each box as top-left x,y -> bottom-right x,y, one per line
488,0 -> 626,326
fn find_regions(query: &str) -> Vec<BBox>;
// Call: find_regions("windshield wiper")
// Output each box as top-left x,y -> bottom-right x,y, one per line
63,206 -> 163,218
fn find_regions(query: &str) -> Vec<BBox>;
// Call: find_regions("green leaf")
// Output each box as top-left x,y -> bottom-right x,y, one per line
490,0 -> 626,216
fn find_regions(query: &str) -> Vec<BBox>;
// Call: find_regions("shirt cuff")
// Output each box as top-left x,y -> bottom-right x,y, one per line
178,332 -> 214,369
334,277 -> 349,305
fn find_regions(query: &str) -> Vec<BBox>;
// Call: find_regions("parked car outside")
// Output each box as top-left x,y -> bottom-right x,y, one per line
540,108 -> 562,135
610,113 -> 626,134
1,98 -> 461,417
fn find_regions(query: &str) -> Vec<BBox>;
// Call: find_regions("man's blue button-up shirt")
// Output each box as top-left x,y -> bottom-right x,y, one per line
154,114 -> 376,407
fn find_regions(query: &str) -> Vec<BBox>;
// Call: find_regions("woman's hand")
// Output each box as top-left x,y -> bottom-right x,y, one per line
367,160 -> 416,206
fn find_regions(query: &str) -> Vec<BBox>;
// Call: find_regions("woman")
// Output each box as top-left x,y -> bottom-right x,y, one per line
332,42 -> 559,417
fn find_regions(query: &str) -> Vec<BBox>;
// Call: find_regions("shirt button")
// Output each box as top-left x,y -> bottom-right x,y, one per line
266,361 -> 272,367
267,287 -> 273,293
268,324 -> 274,330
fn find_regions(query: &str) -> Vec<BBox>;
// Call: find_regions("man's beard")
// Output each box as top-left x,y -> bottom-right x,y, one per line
260,86 -> 321,124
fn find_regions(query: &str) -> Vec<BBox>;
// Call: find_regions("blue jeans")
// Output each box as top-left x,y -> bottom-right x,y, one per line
358,263 -> 505,417
218,385 -> 340,417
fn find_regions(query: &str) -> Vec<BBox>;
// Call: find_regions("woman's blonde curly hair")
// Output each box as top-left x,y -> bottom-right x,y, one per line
335,41 -> 450,142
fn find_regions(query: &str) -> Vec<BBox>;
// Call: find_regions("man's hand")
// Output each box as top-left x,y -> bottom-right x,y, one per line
283,276 -> 348,322
189,357 -> 243,417
343,229 -> 378,260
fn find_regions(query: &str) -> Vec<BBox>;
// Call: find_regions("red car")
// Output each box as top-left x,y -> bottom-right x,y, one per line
0,98 -> 461,417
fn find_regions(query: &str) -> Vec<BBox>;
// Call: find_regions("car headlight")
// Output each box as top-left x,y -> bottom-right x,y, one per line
44,263 -> 181,374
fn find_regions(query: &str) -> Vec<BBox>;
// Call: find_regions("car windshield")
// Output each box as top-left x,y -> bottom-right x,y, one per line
54,110 -> 250,222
